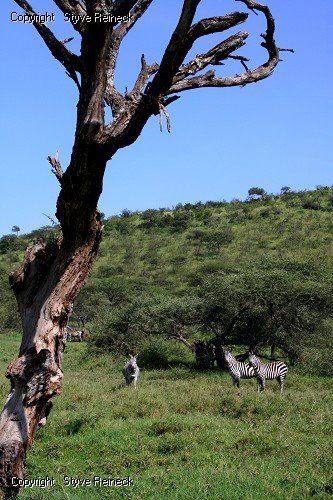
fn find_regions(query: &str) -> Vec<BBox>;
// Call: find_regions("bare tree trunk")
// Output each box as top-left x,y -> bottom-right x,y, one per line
214,337 -> 226,370
0,143 -> 105,497
194,341 -> 215,370
0,24 -> 114,490
0,208 -> 103,496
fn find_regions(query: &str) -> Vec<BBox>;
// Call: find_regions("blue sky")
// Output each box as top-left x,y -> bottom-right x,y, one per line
0,0 -> 332,237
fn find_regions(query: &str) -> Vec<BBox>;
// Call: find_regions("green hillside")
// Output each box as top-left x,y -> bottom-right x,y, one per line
1,187 -> 333,373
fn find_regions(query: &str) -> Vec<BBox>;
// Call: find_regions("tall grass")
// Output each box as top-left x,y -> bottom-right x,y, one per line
0,334 -> 332,499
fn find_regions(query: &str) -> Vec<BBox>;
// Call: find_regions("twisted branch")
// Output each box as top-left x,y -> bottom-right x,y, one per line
172,32 -> 249,84
130,54 -> 159,98
166,0 -> 280,94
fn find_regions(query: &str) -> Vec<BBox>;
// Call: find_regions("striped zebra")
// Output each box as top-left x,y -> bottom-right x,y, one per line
223,350 -> 255,388
122,355 -> 140,389
248,352 -> 288,393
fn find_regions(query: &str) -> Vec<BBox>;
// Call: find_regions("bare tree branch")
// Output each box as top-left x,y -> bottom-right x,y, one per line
115,0 -> 154,38
113,0 -> 140,17
148,11 -> 250,93
47,152 -> 64,185
172,32 -> 249,84
13,0 -> 81,87
129,12 -> 249,102
168,333 -> 195,352
129,54 -> 159,98
60,37 -> 74,44
42,213 -> 58,226
105,0 -> 154,118
227,54 -> 250,72
101,0 -> 287,154
166,0 -> 280,94
236,0 -> 278,58
53,0 -> 87,33
278,48 -> 294,54
59,0 -> 86,14
102,0 -> 202,143
187,12 -> 248,44
147,0 -> 201,97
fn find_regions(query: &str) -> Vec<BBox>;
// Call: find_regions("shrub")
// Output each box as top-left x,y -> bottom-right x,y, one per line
302,199 -> 321,210
0,235 -> 21,254
300,348 -> 333,377
138,341 -> 169,369
138,338 -> 192,369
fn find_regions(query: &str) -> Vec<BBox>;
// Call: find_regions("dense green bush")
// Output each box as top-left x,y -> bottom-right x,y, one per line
299,349 -> 333,376
137,339 -> 169,369
138,338 -> 192,369
302,199 -> 322,210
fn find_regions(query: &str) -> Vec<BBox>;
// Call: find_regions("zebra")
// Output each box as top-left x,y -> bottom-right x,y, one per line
223,350 -> 255,388
248,351 -> 288,393
64,326 -> 83,342
122,355 -> 140,389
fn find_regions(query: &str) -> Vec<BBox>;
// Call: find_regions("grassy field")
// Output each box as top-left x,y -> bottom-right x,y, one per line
0,334 -> 332,499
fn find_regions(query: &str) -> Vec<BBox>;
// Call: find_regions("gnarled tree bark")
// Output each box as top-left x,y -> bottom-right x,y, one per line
0,0 -> 289,496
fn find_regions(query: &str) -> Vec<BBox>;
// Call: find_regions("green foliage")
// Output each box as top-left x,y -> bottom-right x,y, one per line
301,348 -> 333,376
280,186 -> 291,195
0,234 -> 21,254
247,186 -> 267,199
88,293 -> 202,358
137,339 -> 170,369
186,227 -> 233,254
137,337 -> 193,369
0,265 -> 20,332
200,266 -> 317,355
2,187 -> 333,365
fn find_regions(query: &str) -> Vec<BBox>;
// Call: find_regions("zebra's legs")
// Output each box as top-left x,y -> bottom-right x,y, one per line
232,377 -> 240,388
257,377 -> 265,392
278,376 -> 285,394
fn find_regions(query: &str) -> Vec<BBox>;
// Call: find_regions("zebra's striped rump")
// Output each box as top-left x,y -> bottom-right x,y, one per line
263,361 -> 288,381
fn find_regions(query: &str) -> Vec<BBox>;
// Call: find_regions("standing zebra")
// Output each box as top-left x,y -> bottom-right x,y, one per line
223,350 -> 255,388
122,355 -> 140,389
248,352 -> 288,393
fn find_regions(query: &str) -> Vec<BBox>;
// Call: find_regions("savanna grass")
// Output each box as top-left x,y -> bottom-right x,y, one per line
0,334 -> 332,499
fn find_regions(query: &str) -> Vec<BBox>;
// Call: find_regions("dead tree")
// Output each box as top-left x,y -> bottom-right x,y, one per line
0,0 -> 289,496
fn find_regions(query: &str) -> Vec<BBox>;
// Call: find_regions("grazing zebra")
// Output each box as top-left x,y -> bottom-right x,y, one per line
223,350 -> 255,388
122,355 -> 140,389
248,352 -> 288,393
64,326 -> 83,342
